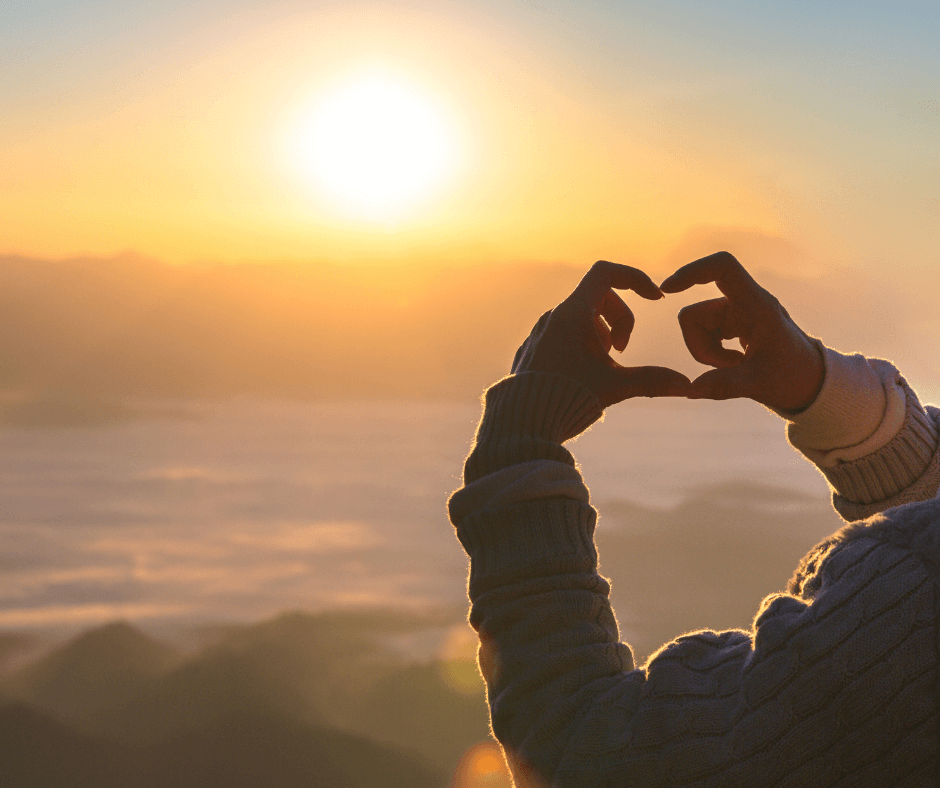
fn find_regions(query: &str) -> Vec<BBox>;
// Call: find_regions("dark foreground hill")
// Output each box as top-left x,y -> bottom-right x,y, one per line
0,703 -> 443,788
0,610 -> 491,787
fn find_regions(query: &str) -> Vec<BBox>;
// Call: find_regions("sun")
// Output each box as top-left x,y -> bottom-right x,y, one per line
289,70 -> 463,222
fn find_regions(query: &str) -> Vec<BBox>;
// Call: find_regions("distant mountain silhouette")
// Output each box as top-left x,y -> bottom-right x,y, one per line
142,708 -> 442,788
0,612 -> 478,787
0,701 -> 443,788
88,611 -> 415,742
88,638 -> 325,742
6,621 -> 180,723
597,483 -> 843,662
0,631 -> 42,671
353,660 -> 491,771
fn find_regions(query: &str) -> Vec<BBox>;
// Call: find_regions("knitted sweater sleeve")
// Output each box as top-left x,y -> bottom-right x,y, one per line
452,372 -> 940,787
783,345 -> 940,521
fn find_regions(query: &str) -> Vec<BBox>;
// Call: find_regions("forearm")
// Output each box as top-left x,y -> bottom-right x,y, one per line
456,496 -> 632,785
461,372 -> 602,483
452,369 -> 940,787
452,372 -> 631,783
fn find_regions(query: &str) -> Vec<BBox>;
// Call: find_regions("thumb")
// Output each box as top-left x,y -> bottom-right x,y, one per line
688,365 -> 753,401
600,366 -> 692,405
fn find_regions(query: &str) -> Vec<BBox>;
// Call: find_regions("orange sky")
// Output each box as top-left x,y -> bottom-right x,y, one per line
2,1 -> 937,272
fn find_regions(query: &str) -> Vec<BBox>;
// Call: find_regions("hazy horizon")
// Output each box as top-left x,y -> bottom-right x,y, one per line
1,239 -> 937,425
2,2 -> 937,784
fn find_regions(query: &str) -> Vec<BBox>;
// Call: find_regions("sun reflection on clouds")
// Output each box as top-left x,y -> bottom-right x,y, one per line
139,466 -> 233,483
229,521 -> 382,552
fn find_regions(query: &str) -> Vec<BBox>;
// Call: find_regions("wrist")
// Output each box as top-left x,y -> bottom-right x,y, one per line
772,335 -> 826,414
463,372 -> 602,483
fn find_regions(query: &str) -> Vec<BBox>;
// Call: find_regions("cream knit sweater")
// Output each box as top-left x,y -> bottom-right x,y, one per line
449,346 -> 940,787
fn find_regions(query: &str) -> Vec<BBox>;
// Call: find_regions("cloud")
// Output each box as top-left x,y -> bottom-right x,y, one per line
229,521 -> 383,553
0,603 -> 192,629
0,248 -> 935,428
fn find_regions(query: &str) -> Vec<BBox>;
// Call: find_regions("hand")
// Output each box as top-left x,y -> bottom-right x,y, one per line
660,251 -> 824,412
511,261 -> 691,407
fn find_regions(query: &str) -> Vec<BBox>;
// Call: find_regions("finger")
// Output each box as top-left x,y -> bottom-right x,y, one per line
598,366 -> 692,406
573,260 -> 663,308
677,299 -> 746,368
659,251 -> 762,302
688,365 -> 753,401
598,290 -> 635,352
594,312 -> 613,352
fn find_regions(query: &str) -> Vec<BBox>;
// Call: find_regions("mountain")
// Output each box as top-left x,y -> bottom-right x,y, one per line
88,610 -> 406,742
88,640 -> 324,743
0,611 -> 461,787
0,631 -> 43,672
7,621 -> 180,724
352,659 -> 491,772
596,482 -> 844,662
0,703 -> 131,788
142,708 -> 443,788
0,701 -> 443,788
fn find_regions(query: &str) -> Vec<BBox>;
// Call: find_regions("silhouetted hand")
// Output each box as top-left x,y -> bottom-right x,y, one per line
660,251 -> 824,412
511,261 -> 691,407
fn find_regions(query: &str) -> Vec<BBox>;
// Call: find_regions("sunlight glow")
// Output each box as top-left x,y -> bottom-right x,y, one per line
451,742 -> 513,788
290,70 -> 463,222
437,623 -> 482,696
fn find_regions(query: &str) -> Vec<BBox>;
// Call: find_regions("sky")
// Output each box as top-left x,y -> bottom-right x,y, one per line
0,0 -> 938,636
2,0 -> 937,270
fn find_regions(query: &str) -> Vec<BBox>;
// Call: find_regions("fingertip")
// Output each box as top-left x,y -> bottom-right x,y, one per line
635,280 -> 665,301
659,276 -> 684,294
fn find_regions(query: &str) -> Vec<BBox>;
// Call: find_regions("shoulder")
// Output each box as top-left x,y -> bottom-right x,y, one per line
789,497 -> 940,600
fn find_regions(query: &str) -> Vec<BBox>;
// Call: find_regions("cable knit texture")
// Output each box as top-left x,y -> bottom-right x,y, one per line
452,371 -> 940,788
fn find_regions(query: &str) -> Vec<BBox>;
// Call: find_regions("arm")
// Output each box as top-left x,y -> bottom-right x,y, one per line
451,259 -> 940,787
783,345 -> 940,520
660,251 -> 940,520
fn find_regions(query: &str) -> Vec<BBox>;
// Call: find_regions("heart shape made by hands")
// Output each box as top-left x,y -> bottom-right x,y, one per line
513,252 -> 824,413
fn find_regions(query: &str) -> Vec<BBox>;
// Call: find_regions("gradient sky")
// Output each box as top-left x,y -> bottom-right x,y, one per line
1,0 -> 938,636
2,0 -> 937,269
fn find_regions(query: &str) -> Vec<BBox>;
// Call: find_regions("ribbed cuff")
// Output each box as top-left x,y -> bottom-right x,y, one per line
454,497 -> 598,600
824,383 -> 939,508
463,372 -> 603,484
448,460 -> 589,527
784,343 -> 887,452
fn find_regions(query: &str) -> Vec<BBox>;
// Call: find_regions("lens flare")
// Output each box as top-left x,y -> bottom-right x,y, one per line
451,741 -> 513,788
436,623 -> 482,696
